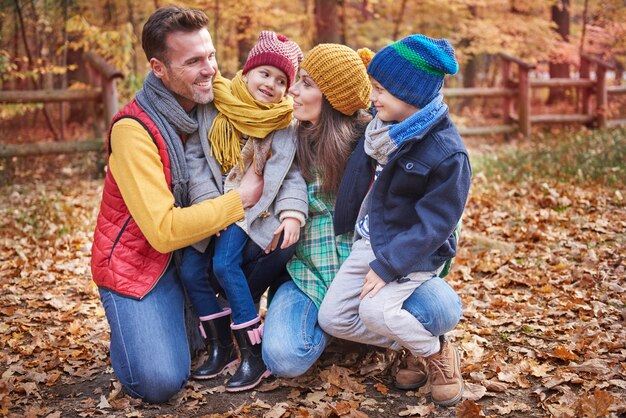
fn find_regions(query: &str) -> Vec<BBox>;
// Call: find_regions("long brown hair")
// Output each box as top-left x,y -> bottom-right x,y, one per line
296,95 -> 371,196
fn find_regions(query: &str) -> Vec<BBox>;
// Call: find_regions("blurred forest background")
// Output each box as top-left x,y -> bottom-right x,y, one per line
1,0 -> 625,111
1,1 -> 626,417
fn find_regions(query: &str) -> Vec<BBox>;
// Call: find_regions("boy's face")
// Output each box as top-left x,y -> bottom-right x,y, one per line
245,65 -> 288,104
370,78 -> 419,123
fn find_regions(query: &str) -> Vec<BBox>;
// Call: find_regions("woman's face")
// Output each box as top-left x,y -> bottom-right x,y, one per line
288,69 -> 323,124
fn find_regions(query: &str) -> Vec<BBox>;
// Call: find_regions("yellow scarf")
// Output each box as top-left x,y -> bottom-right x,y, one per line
209,71 -> 294,173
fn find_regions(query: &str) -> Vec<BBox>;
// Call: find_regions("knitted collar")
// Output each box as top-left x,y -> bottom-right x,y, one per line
364,93 -> 448,164
209,71 -> 294,173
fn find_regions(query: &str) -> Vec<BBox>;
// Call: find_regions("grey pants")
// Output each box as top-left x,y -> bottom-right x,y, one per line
318,238 -> 441,357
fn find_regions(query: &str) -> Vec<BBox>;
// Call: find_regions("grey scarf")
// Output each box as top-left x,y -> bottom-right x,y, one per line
136,73 -> 213,353
136,71 -> 203,207
364,93 -> 447,164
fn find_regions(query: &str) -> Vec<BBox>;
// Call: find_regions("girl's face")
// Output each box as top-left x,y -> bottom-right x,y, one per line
288,69 -> 323,124
245,65 -> 288,103
370,77 -> 419,122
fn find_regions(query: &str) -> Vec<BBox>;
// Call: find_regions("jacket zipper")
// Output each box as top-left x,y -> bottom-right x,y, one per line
107,215 -> 132,264
139,252 -> 173,300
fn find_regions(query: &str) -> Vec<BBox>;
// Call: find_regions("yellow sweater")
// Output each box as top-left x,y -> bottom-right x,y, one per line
108,118 -> 244,253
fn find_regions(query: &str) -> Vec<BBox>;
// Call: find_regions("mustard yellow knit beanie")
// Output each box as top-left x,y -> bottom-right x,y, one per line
300,44 -> 373,115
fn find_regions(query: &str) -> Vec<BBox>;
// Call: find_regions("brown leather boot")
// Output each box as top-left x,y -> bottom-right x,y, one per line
395,355 -> 428,390
426,338 -> 464,406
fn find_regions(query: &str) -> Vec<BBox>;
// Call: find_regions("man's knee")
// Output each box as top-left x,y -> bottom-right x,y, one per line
121,364 -> 188,404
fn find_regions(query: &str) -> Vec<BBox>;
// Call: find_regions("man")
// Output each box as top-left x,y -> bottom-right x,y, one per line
90,6 -> 292,403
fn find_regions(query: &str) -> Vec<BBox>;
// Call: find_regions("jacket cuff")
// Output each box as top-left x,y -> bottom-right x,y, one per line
279,210 -> 306,227
369,258 -> 399,283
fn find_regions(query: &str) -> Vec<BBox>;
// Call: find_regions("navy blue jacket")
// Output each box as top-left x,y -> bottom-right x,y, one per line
334,113 -> 471,283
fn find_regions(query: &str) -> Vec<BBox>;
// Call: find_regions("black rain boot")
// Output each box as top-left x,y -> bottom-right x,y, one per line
225,317 -> 270,392
192,308 -> 238,380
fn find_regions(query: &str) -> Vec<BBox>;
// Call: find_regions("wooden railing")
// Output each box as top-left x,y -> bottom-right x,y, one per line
1,52 -> 624,158
444,53 -> 625,137
0,52 -> 123,158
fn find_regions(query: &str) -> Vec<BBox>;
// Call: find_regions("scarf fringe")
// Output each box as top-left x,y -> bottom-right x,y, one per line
208,113 -> 243,174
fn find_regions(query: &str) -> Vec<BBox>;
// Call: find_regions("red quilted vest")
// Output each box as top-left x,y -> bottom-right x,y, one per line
90,99 -> 173,299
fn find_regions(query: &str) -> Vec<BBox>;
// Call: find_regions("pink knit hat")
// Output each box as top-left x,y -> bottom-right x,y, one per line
242,31 -> 303,88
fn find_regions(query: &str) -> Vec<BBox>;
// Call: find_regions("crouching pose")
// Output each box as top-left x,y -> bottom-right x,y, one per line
319,34 -> 471,406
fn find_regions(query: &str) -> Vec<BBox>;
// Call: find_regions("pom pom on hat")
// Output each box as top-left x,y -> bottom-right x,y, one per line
243,31 -> 303,88
357,47 -> 375,68
367,34 -> 458,108
300,44 -> 372,115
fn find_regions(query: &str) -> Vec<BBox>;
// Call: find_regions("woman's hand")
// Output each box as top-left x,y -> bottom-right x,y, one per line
360,269 -> 386,299
264,217 -> 301,253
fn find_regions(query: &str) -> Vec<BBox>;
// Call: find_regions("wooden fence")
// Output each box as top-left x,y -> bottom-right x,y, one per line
444,53 -> 626,137
1,52 -> 625,159
0,52 -> 123,158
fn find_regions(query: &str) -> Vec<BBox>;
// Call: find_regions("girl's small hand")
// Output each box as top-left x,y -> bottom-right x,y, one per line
264,218 -> 301,253
215,227 -> 228,237
278,218 -> 301,249
360,269 -> 386,300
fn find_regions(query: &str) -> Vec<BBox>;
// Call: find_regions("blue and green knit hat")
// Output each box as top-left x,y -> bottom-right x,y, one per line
367,34 -> 459,108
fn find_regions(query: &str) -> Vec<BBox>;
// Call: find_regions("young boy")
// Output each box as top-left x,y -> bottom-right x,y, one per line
319,34 -> 471,406
182,31 -> 307,392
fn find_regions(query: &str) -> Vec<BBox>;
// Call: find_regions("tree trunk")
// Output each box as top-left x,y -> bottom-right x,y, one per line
14,0 -> 59,140
579,0 -> 589,55
126,0 -> 139,75
213,0 -> 220,60
60,0 -> 70,140
548,0 -> 570,103
340,0 -> 347,44
391,0 -> 408,40
314,0 -> 340,44
237,14 -> 254,70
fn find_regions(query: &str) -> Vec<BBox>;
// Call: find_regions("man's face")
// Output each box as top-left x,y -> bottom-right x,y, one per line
151,28 -> 218,112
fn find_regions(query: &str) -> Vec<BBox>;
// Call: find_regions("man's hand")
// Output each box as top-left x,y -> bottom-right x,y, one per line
360,269 -> 386,299
264,218 -> 301,253
238,167 -> 263,208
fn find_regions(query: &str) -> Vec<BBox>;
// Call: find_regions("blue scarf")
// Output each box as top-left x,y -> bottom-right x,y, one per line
364,93 -> 448,164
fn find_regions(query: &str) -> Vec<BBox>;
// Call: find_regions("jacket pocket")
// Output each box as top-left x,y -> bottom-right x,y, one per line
389,157 -> 430,196
107,215 -> 132,264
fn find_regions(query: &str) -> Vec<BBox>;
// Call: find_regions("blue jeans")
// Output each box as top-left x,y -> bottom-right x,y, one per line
262,280 -> 330,377
99,240 -> 294,403
212,225 -> 257,324
99,263 -> 189,403
262,276 -> 462,378
179,246 -> 222,317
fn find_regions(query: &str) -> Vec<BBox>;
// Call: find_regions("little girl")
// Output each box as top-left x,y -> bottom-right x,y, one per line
182,31 -> 307,392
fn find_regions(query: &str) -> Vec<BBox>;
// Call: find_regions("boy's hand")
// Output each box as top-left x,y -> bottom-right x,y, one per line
360,269 -> 386,299
264,217 -> 301,253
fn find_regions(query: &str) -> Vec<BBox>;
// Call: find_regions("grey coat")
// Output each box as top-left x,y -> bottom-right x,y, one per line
186,103 -> 308,251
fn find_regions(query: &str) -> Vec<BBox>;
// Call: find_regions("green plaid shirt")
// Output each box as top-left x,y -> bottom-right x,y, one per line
287,175 -> 353,308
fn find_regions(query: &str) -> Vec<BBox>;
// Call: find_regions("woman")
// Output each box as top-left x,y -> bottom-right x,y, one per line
262,44 -> 463,380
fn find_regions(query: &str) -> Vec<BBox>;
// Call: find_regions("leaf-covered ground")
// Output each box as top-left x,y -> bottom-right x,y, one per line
1,131 -> 625,417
